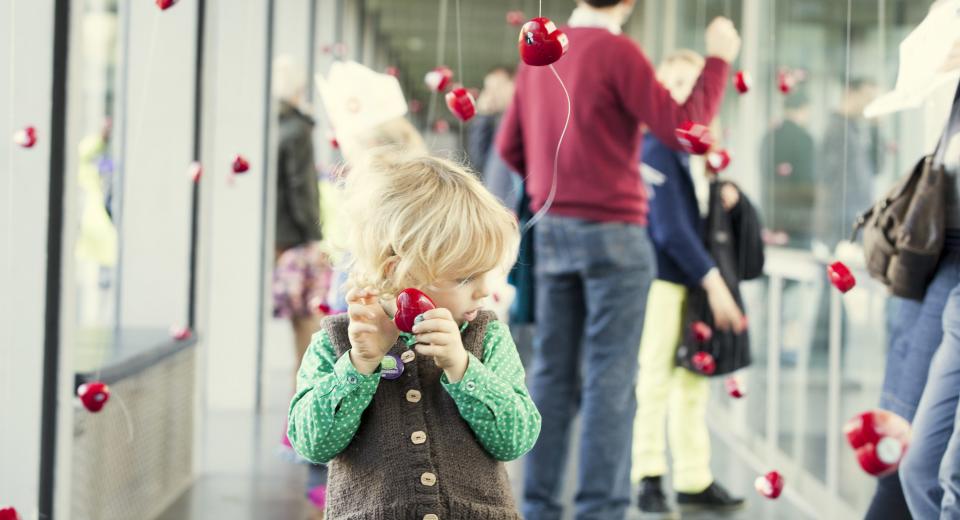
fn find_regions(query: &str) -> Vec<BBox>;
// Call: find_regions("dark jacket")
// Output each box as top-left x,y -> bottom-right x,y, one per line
276,102 -> 322,250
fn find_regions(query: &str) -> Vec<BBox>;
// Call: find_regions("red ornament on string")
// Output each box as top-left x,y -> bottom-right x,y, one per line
432,119 -> 450,134
517,17 -> 569,66
13,126 -> 37,148
691,321 -> 713,343
394,288 -> 437,333
691,351 -> 717,375
675,121 -> 714,155
424,66 -> 454,92
231,154 -> 250,174
188,161 -> 203,183
156,0 -> 178,10
170,326 -> 192,341
326,129 -> 339,149
445,87 -> 477,122
725,375 -> 746,398
733,70 -> 751,94
827,261 -> 856,293
385,66 -> 399,78
755,471 -> 785,499
778,69 -> 796,94
506,10 -> 526,26
776,162 -> 794,176
77,381 -> 111,413
706,149 -> 732,174
844,410 -> 911,477
0,507 -> 20,520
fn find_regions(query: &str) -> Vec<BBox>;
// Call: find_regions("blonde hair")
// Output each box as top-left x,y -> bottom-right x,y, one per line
339,116 -> 428,164
339,153 -> 519,296
656,49 -> 705,104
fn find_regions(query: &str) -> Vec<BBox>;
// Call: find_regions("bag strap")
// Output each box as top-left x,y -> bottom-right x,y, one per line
934,79 -> 960,168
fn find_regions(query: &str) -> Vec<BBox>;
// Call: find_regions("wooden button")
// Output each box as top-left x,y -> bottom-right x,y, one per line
401,350 -> 416,363
421,472 -> 437,486
423,515 -> 439,520
411,431 -> 427,445
406,389 -> 422,403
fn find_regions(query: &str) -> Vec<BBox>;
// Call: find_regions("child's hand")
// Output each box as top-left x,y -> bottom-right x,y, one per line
346,286 -> 400,375
412,308 -> 470,382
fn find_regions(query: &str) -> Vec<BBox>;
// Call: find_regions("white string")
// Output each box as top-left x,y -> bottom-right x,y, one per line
426,0 -> 448,147
522,63 -> 570,233
539,0 -> 542,17
5,0 -> 16,507
111,391 -> 136,443
455,0 -> 464,150
840,0 -> 852,244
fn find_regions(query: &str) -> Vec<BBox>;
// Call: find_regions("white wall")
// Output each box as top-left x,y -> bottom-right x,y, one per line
0,0 -> 56,517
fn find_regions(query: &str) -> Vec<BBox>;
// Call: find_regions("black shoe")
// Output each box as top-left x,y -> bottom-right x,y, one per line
676,481 -> 746,513
638,476 -> 677,519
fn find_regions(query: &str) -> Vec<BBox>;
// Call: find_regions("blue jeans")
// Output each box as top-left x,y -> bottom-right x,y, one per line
901,279 -> 960,519
522,216 -> 656,520
866,252 -> 960,520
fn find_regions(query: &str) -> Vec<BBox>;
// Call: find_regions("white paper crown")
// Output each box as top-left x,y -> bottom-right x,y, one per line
316,61 -> 409,140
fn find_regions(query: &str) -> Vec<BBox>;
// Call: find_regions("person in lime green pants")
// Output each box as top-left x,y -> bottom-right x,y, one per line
631,50 -> 747,517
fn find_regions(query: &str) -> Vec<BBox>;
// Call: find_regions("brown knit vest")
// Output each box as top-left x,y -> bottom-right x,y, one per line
322,310 -> 520,520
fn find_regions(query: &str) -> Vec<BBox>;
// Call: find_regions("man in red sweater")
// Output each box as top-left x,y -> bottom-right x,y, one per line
496,1 -> 740,518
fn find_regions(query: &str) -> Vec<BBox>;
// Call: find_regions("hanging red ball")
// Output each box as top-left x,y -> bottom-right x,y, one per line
445,86 -> 477,122
394,288 -> 437,333
385,66 -> 399,78
755,471 -> 785,499
77,381 -> 111,413
424,66 -> 454,92
156,0 -> 178,10
170,326 -> 192,341
778,69 -> 796,94
0,507 -> 20,520
231,154 -> 250,174
506,10 -> 526,26
725,375 -> 746,398
432,119 -> 450,134
188,161 -> 203,183
326,129 -> 339,149
691,321 -> 713,343
675,121 -> 714,155
827,261 -> 856,293
706,149 -> 732,174
844,410 -> 911,477
691,351 -> 717,375
517,17 -> 569,67
733,70 -> 751,94
13,126 -> 37,148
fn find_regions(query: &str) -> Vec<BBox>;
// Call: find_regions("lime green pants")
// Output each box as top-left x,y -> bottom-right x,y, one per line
632,280 -> 713,493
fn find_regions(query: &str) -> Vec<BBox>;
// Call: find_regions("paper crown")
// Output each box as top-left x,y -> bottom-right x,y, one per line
316,61 -> 408,140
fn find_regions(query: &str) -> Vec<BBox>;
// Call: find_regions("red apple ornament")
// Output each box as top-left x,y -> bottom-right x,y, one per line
755,471 -> 785,499
231,154 -> 250,174
385,66 -> 399,77
675,121 -> 714,155
518,17 -> 569,66
827,261 -> 856,293
0,507 -> 20,520
170,325 -> 192,341
733,70 -> 751,94
707,149 -> 732,174
691,321 -> 713,343
13,126 -> 36,148
188,161 -> 203,183
844,409 -> 911,477
506,10 -> 526,26
445,87 -> 477,122
424,66 -> 453,92
394,289 -> 437,333
725,375 -> 746,398
778,69 -> 796,94
691,351 -> 717,375
77,381 -> 111,413
156,0 -> 178,10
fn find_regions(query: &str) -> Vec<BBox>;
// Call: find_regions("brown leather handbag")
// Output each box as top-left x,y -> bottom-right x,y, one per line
852,81 -> 960,301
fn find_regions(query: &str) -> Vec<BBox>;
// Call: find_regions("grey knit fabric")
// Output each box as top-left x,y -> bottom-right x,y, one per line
322,310 -> 520,520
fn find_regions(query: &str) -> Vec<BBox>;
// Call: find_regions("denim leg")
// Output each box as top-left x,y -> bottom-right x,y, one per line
940,396 -> 960,519
902,285 -> 960,519
523,220 -> 586,520
575,224 -> 656,520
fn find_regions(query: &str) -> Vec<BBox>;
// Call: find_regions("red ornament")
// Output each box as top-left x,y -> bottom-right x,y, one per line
517,17 -> 569,67
156,0 -> 178,10
827,261 -> 856,293
231,154 -> 250,174
776,162 -> 793,176
706,149 -> 731,174
506,10 -> 526,26
675,121 -> 714,155
0,507 -> 20,520
755,471 -> 785,499
188,161 -> 203,183
424,66 -> 453,92
170,326 -> 192,341
725,375 -> 746,398
445,87 -> 477,122
326,130 -> 339,149
691,321 -> 713,343
691,351 -> 717,375
733,70 -> 751,94
432,119 -> 450,134
394,288 -> 437,333
778,69 -> 796,94
844,410 -> 911,477
408,99 -> 424,114
77,381 -> 111,413
385,66 -> 399,77
13,126 -> 37,148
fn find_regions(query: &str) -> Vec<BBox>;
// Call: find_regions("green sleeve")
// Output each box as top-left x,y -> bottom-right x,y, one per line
287,330 -> 381,463
441,321 -> 542,461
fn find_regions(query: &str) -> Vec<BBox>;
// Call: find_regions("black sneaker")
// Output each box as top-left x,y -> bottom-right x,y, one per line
676,481 -> 746,513
637,476 -> 678,519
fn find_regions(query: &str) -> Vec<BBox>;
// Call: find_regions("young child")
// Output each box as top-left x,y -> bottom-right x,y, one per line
287,153 -> 540,519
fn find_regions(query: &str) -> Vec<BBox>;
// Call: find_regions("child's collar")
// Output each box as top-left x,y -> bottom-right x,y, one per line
398,320 -> 470,348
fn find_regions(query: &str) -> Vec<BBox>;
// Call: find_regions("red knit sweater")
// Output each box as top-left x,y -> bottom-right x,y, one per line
496,27 -> 730,225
